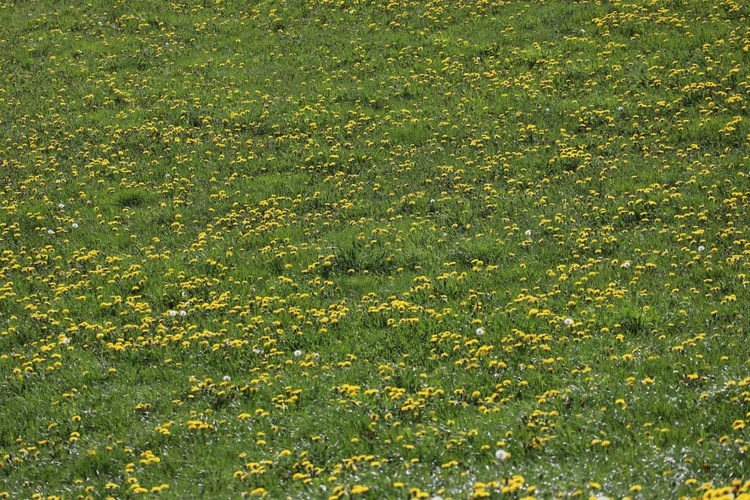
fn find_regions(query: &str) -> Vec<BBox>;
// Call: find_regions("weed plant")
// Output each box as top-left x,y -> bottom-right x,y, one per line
0,0 -> 749,498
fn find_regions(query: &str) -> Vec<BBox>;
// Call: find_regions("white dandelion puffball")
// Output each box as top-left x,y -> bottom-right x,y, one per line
223,375 -> 231,382
294,350 -> 303,357
169,310 -> 177,317
476,327 -> 485,336
495,449 -> 509,461
525,230 -> 532,236
564,317 -> 574,326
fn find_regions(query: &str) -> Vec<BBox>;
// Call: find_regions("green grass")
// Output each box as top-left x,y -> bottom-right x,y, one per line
1,0 -> 749,498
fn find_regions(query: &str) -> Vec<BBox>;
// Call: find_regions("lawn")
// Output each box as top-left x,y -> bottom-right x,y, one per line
0,0 -> 748,498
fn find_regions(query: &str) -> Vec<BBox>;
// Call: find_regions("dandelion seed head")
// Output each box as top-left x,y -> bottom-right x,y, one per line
525,230 -> 532,236
476,327 -> 485,336
169,310 -> 177,317
223,375 -> 231,382
495,449 -> 508,460
564,317 -> 574,326
72,223 -> 78,229
294,350 -> 302,357
179,310 -> 187,317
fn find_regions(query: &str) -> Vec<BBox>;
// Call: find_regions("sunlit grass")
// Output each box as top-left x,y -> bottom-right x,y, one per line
0,0 -> 748,498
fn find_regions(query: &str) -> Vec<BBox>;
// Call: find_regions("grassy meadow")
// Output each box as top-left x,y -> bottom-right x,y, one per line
1,0 -> 749,498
